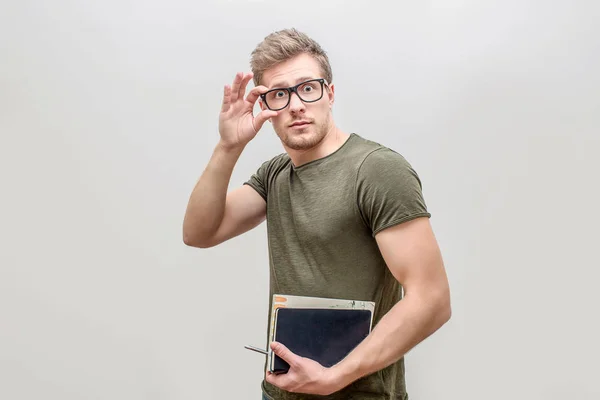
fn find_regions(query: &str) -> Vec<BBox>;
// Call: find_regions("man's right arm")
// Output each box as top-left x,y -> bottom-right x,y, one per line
182,71 -> 277,248
182,141 -> 266,248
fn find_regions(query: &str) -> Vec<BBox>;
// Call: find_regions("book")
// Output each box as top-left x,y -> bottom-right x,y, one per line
267,294 -> 375,374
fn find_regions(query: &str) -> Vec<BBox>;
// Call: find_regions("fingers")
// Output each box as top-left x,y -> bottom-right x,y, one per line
266,368 -> 293,388
265,370 -> 288,388
222,72 -> 256,113
230,72 -> 253,102
221,85 -> 231,112
270,342 -> 298,366
245,85 -> 270,105
229,72 -> 243,102
253,109 -> 278,132
237,72 -> 254,101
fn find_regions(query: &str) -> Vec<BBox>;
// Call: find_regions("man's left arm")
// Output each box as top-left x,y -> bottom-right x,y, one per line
328,216 -> 452,390
266,216 -> 451,395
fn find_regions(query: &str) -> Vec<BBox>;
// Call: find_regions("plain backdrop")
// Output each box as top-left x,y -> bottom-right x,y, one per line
1,1 -> 599,399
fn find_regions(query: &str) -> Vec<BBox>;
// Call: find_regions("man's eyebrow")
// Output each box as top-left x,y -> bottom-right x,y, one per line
270,76 -> 315,88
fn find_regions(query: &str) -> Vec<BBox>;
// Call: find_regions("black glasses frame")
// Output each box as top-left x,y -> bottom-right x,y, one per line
260,78 -> 328,111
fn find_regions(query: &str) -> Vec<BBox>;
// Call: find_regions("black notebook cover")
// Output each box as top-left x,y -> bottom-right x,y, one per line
271,307 -> 372,374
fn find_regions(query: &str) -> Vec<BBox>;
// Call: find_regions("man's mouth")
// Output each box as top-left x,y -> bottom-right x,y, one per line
289,120 -> 311,127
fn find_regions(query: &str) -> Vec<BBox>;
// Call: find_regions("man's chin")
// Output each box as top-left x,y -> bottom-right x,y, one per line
282,132 -> 323,151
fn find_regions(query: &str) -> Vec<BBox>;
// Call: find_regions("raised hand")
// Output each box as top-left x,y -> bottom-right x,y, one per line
218,72 -> 278,150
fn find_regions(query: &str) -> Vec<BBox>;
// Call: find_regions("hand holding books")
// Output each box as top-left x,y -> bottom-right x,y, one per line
244,294 -> 375,395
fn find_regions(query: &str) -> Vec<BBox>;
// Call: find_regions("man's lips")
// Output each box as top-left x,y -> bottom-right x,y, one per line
289,121 -> 311,127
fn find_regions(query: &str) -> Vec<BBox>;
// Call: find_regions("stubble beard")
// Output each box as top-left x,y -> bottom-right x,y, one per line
277,113 -> 331,151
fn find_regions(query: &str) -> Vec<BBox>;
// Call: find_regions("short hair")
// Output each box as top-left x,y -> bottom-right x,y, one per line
250,28 -> 333,86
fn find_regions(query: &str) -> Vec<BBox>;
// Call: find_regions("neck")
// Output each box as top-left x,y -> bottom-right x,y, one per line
285,124 -> 351,167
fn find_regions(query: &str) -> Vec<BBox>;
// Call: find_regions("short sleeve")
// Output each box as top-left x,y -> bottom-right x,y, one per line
243,159 -> 270,201
356,148 -> 431,236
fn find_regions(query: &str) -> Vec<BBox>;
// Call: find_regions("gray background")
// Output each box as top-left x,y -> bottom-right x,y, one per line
1,1 -> 599,399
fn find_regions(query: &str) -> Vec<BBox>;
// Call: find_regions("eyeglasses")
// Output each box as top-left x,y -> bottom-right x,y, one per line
260,78 -> 328,111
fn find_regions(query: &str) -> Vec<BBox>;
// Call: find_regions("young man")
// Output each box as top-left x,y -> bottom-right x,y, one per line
183,28 -> 451,400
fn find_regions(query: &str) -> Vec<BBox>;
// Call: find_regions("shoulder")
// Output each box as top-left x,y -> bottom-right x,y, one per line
348,134 -> 408,165
245,152 -> 291,200
360,147 -> 413,172
351,136 -> 418,183
250,152 -> 292,186
257,152 -> 291,176
352,137 -> 430,232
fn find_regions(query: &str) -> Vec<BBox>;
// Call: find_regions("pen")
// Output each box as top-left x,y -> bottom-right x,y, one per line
244,345 -> 268,355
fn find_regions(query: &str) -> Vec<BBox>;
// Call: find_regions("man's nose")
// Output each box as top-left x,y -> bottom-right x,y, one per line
288,92 -> 305,113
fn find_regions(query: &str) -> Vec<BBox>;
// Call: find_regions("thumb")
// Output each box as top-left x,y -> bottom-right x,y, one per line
270,341 -> 299,365
253,110 -> 278,131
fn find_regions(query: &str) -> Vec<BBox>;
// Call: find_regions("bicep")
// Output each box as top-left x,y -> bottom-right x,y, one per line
205,184 -> 266,247
375,217 -> 449,297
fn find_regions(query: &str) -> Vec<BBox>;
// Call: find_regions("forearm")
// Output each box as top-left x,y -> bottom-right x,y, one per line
182,141 -> 244,245
331,290 -> 451,389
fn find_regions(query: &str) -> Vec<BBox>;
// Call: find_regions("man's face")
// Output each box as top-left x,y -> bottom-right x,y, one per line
260,53 -> 335,151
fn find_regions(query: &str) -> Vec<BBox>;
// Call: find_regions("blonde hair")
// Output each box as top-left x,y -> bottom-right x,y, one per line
250,28 -> 333,86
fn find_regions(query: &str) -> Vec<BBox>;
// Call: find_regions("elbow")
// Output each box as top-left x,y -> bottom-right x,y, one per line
182,231 -> 198,247
441,299 -> 452,325
417,285 -> 451,329
436,287 -> 452,326
182,230 -> 214,249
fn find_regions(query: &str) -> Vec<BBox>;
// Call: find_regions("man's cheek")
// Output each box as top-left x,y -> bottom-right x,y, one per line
273,118 -> 285,130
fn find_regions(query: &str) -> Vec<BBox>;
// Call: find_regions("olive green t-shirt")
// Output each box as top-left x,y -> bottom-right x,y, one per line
244,133 -> 431,400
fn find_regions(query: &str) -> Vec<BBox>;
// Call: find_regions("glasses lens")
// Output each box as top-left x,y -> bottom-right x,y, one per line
296,80 -> 323,102
265,89 -> 289,110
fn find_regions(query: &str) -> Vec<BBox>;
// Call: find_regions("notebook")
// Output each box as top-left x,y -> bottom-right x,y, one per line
267,295 -> 375,374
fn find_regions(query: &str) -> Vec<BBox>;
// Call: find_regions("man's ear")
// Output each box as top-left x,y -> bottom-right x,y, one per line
328,83 -> 335,107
